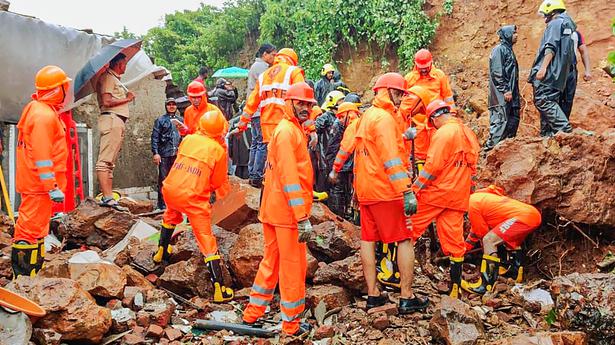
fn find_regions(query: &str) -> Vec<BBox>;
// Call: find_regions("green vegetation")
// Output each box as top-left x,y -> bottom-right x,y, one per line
143,0 -> 440,88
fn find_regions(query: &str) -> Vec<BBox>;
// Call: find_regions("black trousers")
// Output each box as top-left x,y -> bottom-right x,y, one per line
157,156 -> 176,209
560,68 -> 577,119
533,83 -> 572,136
485,103 -> 520,151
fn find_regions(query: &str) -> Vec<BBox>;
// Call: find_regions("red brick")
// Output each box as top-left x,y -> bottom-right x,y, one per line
146,324 -> 164,338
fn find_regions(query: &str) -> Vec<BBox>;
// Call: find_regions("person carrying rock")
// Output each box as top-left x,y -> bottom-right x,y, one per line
528,0 -> 576,136
485,25 -> 520,151
242,82 -> 315,336
409,100 -> 480,299
462,185 -> 542,294
12,66 -> 70,278
353,73 -> 428,314
153,110 -> 234,303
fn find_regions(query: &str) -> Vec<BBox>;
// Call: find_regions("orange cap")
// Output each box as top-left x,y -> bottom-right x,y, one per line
285,82 -> 316,103
276,48 -> 298,66
199,110 -> 225,137
373,72 -> 408,92
35,65 -> 71,91
335,102 -> 359,119
187,81 -> 206,97
414,49 -> 433,69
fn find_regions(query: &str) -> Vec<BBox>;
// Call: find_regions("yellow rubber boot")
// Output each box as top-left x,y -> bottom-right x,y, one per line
205,255 -> 234,303
449,257 -> 464,299
153,223 -> 174,264
461,254 -> 500,295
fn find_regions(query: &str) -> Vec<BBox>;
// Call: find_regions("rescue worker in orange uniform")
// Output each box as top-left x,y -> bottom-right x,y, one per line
153,110 -> 234,303
409,100 -> 480,298
373,85 -> 434,290
181,81 -> 223,135
353,72 -> 428,314
404,49 -> 455,109
13,66 -> 70,278
242,82 -> 315,336
462,185 -> 542,294
236,48 -> 305,187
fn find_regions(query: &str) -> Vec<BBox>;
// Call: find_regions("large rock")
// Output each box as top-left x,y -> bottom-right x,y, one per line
69,262 -> 127,298
7,276 -> 111,343
215,177 -> 260,232
313,252 -> 366,293
122,265 -> 155,290
307,220 -> 360,262
228,223 -> 264,287
307,284 -> 352,311
0,308 -> 32,345
158,257 -> 213,298
59,198 -> 137,248
429,296 -> 485,345
118,197 -> 154,214
306,250 -> 319,280
38,250 -> 82,279
551,273 -> 615,343
477,131 -> 615,226
172,225 -> 238,263
492,331 -> 588,345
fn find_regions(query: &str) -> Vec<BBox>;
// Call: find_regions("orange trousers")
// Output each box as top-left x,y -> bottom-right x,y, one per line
242,223 -> 307,335
162,196 -> 217,257
410,201 -> 466,258
14,194 -> 52,244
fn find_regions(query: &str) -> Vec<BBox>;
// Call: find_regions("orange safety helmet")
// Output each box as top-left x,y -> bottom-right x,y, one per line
199,110 -> 225,137
284,82 -> 316,103
187,81 -> 207,97
373,72 -> 408,92
276,48 -> 299,66
426,99 -> 451,120
35,65 -> 71,91
335,102 -> 359,119
414,49 -> 433,69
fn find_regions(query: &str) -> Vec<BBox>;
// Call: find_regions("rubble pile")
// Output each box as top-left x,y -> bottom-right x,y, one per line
477,130 -> 615,227
0,177 -> 613,345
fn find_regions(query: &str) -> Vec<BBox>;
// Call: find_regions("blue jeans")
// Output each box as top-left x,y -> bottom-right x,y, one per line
247,116 -> 267,181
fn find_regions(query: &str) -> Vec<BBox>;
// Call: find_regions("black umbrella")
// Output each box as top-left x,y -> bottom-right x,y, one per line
73,39 -> 142,101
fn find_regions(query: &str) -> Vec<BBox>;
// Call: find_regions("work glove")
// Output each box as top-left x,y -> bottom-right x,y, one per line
402,127 -> 417,140
297,219 -> 313,243
236,117 -> 248,132
49,188 -> 65,203
209,191 -> 217,205
328,170 -> 338,184
403,191 -> 417,216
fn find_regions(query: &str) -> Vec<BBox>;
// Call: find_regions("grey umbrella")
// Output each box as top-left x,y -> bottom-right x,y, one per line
73,39 -> 142,101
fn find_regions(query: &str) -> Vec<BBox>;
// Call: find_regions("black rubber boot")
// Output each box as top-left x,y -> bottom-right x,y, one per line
153,224 -> 174,264
206,255 -> 234,303
11,241 -> 39,279
462,254 -> 500,295
449,257 -> 464,299
399,296 -> 429,314
501,250 -> 524,283
376,242 -> 400,290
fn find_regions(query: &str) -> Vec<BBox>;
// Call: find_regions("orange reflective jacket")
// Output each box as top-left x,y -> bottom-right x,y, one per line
17,100 -> 68,194
162,133 -> 227,206
240,63 -> 305,143
354,91 -> 411,203
182,98 -> 222,135
469,186 -> 542,238
411,117 -> 479,210
404,66 -> 454,107
259,110 -> 313,227
332,117 -> 360,173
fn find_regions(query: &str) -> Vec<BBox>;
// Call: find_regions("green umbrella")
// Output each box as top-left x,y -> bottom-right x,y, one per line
212,67 -> 249,79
